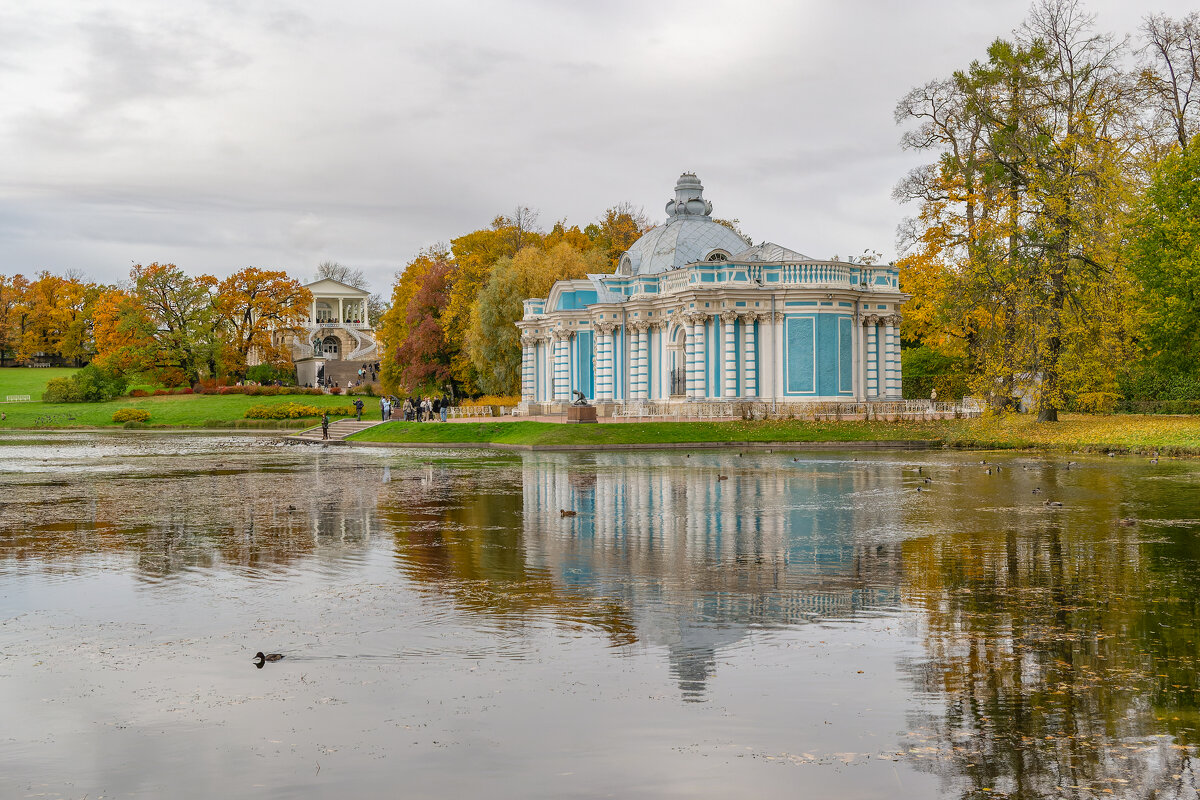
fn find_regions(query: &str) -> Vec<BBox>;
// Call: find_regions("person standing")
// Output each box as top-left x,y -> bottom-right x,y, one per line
440,394 -> 449,422
321,411 -> 330,440
431,396 -> 441,423
380,396 -> 388,421
353,398 -> 364,421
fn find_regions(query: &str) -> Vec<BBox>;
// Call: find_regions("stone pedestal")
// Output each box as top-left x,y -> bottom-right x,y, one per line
566,405 -> 597,423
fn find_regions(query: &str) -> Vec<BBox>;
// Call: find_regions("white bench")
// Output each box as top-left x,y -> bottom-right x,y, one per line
4,395 -> 31,403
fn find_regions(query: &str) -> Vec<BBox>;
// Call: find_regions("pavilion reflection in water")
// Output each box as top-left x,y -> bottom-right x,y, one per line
519,452 -> 903,699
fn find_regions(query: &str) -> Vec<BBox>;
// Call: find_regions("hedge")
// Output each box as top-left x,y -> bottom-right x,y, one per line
244,402 -> 356,420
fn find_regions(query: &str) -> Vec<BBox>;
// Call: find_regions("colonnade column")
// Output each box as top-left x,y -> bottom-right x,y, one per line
721,311 -> 738,398
865,316 -> 879,398
856,316 -> 868,401
594,323 -> 614,401
883,316 -> 897,398
637,322 -> 650,400
889,314 -> 903,399
520,334 -> 535,403
692,314 -> 707,399
742,313 -> 757,398
684,317 -> 697,399
553,330 -> 571,402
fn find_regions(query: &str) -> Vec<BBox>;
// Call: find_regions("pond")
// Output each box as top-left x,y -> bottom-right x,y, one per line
2,432 -> 1199,798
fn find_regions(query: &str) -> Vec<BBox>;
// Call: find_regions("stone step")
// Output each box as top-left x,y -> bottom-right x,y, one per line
290,418 -> 387,442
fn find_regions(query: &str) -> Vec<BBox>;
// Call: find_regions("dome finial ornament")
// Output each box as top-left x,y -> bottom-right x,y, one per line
665,172 -> 713,218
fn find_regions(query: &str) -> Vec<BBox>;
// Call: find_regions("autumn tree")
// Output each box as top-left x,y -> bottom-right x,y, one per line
467,243 -> 606,395
91,289 -> 160,376
214,268 -> 312,377
13,272 -> 102,365
126,263 -> 221,382
585,203 -> 653,268
378,247 -> 450,395
0,274 -> 30,364
390,255 -> 455,393
896,0 -> 1141,418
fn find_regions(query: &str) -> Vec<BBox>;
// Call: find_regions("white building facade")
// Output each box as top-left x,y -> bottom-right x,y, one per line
516,174 -> 909,414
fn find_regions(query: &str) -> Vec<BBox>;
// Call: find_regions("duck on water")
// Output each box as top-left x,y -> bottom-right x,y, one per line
253,651 -> 284,668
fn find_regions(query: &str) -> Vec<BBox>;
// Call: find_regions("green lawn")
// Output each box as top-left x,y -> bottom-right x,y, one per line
349,414 -> 1200,454
0,367 -> 80,400
0,392 -> 360,429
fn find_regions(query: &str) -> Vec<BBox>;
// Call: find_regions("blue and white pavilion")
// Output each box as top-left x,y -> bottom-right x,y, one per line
516,173 -> 908,414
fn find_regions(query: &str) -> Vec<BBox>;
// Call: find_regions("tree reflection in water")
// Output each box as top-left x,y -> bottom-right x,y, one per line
380,451 -> 904,701
898,464 -> 1200,799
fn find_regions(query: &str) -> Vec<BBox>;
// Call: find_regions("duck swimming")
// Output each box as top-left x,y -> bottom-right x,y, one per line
253,651 -> 284,668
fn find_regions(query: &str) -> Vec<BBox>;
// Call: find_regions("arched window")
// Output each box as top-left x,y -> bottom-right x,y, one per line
707,250 -> 730,262
322,336 -> 340,359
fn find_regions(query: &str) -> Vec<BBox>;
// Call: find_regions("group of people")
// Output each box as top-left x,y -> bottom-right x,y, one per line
374,395 -> 450,422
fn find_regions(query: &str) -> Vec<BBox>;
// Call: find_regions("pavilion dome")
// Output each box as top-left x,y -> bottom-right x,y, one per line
616,173 -> 750,276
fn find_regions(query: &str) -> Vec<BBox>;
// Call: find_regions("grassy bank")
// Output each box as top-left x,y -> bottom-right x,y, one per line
0,367 -> 80,400
0,392 -> 360,429
348,414 -> 1200,454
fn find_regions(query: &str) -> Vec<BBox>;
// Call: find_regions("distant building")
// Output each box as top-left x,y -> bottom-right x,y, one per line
283,278 -> 379,387
517,173 -> 909,413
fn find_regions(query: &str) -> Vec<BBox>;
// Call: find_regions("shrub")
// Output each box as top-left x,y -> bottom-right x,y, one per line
129,389 -> 150,397
217,386 -> 246,395
157,367 -> 188,388
329,386 -> 343,395
41,365 -> 127,403
245,363 -> 296,385
244,402 -> 356,419
112,409 -> 151,423
42,377 -> 82,403
461,395 -> 519,407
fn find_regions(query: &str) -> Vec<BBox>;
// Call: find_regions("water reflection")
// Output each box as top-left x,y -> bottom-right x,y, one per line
3,434 -> 1200,798
518,453 -> 902,699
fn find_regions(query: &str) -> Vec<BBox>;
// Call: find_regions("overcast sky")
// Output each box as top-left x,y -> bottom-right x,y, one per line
1,0 -> 1194,294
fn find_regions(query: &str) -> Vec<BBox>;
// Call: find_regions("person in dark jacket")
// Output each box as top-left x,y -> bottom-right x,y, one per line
321,412 -> 330,440
353,398 -> 364,421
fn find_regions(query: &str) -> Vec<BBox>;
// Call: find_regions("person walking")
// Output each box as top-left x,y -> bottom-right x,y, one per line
353,398 -> 364,421
380,396 -> 389,421
321,411 -> 330,440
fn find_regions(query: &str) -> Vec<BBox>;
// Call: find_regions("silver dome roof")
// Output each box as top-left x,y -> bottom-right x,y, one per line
618,174 -> 749,276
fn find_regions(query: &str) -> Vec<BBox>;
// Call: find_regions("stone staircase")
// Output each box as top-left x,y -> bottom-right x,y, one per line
291,418 -> 386,442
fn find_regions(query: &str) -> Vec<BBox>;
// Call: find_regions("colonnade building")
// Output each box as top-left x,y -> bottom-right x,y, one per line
516,173 -> 908,413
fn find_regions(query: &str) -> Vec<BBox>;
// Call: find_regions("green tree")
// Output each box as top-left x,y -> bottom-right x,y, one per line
1127,136 -> 1200,380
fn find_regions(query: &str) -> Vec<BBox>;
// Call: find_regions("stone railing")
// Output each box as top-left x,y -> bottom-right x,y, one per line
778,262 -> 853,286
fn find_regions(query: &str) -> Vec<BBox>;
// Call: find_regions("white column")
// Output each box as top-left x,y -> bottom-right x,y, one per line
866,319 -> 879,398
684,317 -> 697,399
856,318 -> 868,401
722,311 -> 737,398
630,324 -> 643,400
520,336 -> 534,402
884,319 -> 896,398
774,312 -> 785,402
553,332 -> 570,402
310,300 -> 317,325
743,313 -> 757,398
693,316 -> 707,399
338,297 -> 344,324
890,315 -> 903,399
595,325 -> 612,401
